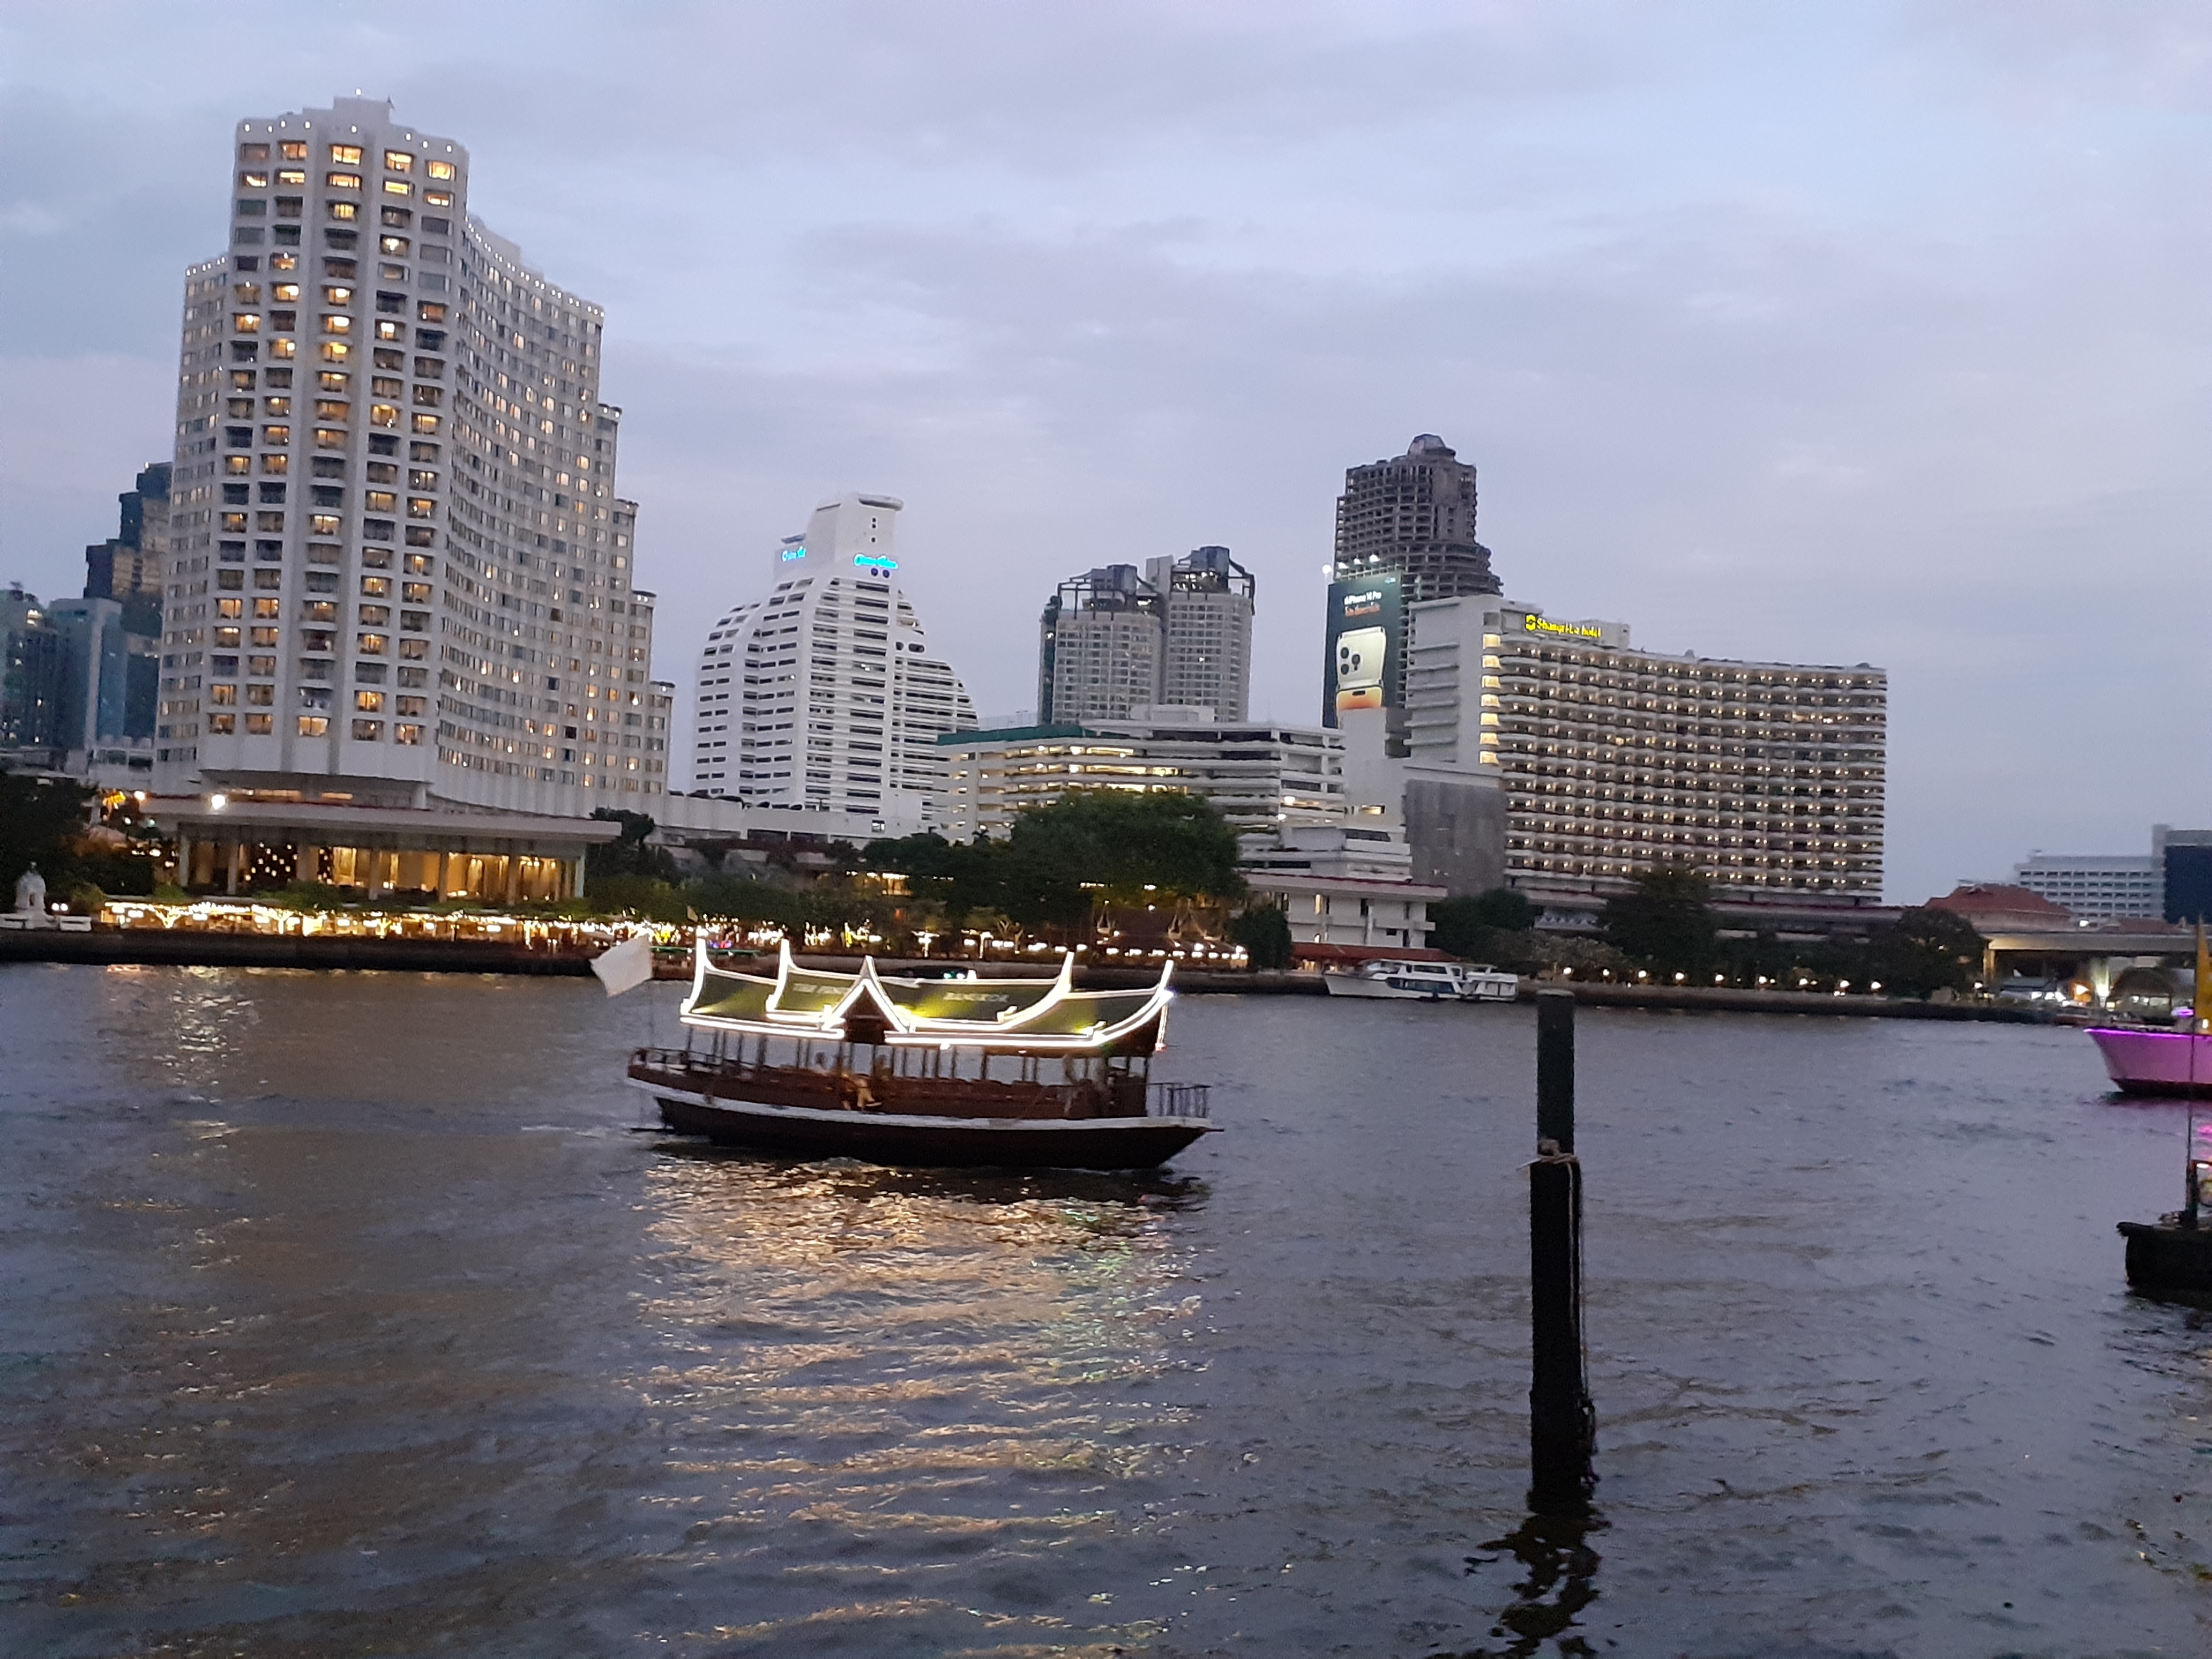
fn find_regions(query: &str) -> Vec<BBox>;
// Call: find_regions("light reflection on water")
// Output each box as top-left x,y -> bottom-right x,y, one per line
1,964 -> 2208,1656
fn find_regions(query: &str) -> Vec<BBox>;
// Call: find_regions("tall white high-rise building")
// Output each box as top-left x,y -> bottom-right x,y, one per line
154,95 -> 670,817
691,494 -> 976,824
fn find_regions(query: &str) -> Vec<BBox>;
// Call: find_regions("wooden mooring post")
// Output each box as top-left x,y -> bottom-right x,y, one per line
1530,989 -> 1596,1512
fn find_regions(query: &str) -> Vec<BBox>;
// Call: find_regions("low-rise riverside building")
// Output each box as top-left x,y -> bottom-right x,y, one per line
160,791 -> 617,900
2011,853 -> 2163,922
940,709 -> 1346,839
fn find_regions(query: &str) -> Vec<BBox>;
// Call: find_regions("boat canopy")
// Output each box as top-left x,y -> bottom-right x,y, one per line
681,940 -> 1174,1054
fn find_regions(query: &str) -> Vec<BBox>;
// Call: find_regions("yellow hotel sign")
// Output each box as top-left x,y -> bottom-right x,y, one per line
1521,615 -> 1605,642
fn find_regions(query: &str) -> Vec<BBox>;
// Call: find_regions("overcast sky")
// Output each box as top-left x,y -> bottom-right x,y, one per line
4,1 -> 2209,901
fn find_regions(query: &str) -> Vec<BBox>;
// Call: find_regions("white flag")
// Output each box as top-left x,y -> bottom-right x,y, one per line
592,933 -> 655,997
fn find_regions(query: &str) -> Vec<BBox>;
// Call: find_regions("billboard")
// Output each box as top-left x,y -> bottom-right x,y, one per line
1321,573 -> 1401,728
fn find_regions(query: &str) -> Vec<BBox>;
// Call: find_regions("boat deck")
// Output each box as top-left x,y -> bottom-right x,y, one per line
627,1049 -> 1208,1123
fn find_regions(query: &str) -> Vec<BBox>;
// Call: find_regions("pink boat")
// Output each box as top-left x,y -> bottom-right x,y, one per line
2086,1027 -> 2212,1097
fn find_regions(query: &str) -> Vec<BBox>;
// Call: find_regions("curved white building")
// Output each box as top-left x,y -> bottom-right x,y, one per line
691,494 -> 975,826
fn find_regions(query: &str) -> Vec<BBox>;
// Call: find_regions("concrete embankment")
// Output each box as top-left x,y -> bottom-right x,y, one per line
1536,981 -> 2051,1022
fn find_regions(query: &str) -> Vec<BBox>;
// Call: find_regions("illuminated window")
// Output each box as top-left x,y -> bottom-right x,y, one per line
358,632 -> 388,655
361,576 -> 392,597
270,338 -> 295,359
417,301 -> 446,323
314,427 -> 346,449
245,712 -> 273,735
295,714 -> 327,736
328,145 -> 363,165
278,168 -> 306,186
208,682 -> 238,704
327,201 -> 356,221
355,690 -> 385,712
352,719 -> 384,741
234,312 -> 261,332
214,626 -> 242,648
209,713 -> 236,734
252,597 -> 280,620
379,234 -> 411,257
259,454 -> 288,475
240,170 -> 269,189
318,370 -> 349,391
427,160 -> 454,181
395,722 -> 423,744
369,404 -> 399,429
225,455 -> 251,476
383,150 -> 413,173
383,179 -> 412,197
412,414 -> 440,435
423,189 -> 453,208
322,313 -> 352,336
281,141 -> 308,161
260,424 -> 290,446
310,513 -> 341,534
320,342 -> 350,363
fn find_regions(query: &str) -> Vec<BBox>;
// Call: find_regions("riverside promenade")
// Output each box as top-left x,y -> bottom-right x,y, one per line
0,929 -> 2052,1021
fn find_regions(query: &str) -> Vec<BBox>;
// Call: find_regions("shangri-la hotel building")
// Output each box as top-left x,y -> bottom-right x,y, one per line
150,96 -> 672,900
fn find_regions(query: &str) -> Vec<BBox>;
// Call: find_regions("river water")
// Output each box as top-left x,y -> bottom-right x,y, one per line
1,963 -> 2206,1656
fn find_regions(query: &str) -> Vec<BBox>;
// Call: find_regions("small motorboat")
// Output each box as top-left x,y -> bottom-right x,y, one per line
1321,959 -> 1520,1002
628,941 -> 1216,1170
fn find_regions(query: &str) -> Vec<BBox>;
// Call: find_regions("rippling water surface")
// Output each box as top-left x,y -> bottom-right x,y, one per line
2,964 -> 2208,1656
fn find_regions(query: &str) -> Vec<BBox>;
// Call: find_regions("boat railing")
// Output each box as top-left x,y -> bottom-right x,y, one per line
1152,1081 -> 1210,1119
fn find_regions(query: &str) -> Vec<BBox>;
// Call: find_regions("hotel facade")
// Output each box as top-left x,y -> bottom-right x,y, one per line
154,96 -> 670,825
1465,601 -> 1888,902
147,96 -> 670,897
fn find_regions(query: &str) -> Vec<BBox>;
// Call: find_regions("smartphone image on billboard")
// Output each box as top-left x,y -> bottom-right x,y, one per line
1334,625 -> 1388,712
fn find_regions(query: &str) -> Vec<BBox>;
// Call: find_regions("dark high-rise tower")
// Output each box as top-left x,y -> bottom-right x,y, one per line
1330,434 -> 1497,600
1324,435 -> 1497,721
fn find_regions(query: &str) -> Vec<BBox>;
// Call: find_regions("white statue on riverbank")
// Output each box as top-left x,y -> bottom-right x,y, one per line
12,865 -> 47,917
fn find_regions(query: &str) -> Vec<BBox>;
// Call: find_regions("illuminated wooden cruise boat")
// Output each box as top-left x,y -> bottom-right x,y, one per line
626,941 -> 1217,1169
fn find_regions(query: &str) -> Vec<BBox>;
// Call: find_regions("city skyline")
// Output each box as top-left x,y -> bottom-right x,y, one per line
7,5 -> 2212,901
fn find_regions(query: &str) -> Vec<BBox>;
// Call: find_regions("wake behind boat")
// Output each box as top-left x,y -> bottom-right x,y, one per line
628,941 -> 1217,1170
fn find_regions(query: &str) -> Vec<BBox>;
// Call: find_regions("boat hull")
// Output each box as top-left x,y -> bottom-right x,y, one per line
632,1079 -> 1217,1170
2120,1219 -> 2212,1291
2087,1027 -> 2212,1096
1322,976 -> 1448,1000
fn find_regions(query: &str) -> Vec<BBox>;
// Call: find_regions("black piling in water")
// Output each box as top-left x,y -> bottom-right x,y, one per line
1530,989 -> 1596,1513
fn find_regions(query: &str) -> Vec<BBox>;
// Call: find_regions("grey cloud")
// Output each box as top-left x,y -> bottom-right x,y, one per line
4,1 -> 2210,901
